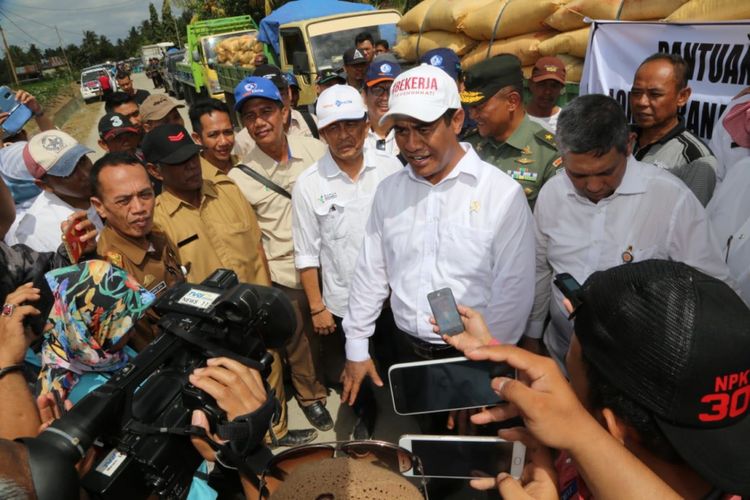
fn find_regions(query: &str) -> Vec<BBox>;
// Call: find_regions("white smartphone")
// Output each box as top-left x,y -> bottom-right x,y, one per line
399,435 -> 526,479
388,356 -> 516,415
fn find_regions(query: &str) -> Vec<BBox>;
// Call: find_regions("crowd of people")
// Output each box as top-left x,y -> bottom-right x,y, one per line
0,26 -> 748,500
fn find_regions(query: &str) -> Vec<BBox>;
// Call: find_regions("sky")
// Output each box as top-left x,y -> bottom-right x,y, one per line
0,0 -> 183,50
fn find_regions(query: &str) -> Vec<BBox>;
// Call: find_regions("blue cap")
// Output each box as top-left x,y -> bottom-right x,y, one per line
365,60 -> 402,87
234,76 -> 283,111
420,48 -> 461,81
284,72 -> 300,89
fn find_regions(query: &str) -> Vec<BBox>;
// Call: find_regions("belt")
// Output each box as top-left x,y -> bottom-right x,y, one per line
397,329 -> 459,360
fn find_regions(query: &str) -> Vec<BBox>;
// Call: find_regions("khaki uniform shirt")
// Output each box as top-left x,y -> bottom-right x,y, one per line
154,179 -> 270,286
229,135 -> 327,288
97,224 -> 184,350
200,154 -> 239,186
466,115 -> 561,209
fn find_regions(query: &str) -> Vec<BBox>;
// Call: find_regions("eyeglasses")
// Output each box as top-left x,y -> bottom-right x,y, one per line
258,440 -> 428,499
368,85 -> 392,98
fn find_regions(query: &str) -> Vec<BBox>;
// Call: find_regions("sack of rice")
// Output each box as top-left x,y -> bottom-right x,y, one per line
462,0 -> 563,41
557,54 -> 584,82
461,31 -> 556,68
667,0 -> 750,20
398,0 -> 438,33
420,0 -> 496,33
545,0 -> 688,31
393,31 -> 478,61
538,27 -> 590,58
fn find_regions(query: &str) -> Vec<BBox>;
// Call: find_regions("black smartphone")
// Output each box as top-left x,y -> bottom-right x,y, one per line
427,287 -> 463,336
388,356 -> 516,415
553,272 -> 583,309
399,435 -> 525,479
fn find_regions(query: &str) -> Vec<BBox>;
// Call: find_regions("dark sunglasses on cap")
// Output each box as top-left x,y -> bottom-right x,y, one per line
258,440 -> 428,499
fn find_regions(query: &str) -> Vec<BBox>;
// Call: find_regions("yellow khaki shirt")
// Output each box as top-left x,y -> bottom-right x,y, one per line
97,224 -> 184,350
153,179 -> 271,286
228,135 -> 327,288
199,154 -> 239,186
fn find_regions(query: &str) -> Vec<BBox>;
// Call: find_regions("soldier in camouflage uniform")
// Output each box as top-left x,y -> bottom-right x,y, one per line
461,54 -> 561,209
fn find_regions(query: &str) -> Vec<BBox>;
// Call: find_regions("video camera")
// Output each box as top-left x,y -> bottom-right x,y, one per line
21,269 -> 295,500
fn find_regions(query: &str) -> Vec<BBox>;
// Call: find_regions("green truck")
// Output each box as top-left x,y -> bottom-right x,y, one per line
174,15 -> 269,105
216,9 -> 402,108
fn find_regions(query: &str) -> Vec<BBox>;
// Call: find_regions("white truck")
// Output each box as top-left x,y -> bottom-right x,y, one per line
140,42 -> 176,66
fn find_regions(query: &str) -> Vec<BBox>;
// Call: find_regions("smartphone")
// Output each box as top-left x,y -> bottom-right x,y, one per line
553,272 -> 583,309
389,356 -> 515,415
63,221 -> 85,264
399,435 -> 525,479
427,287 -> 463,336
0,86 -> 32,138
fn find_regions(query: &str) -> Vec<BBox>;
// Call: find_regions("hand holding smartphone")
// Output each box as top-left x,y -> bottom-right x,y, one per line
63,220 -> 85,264
427,288 -> 464,336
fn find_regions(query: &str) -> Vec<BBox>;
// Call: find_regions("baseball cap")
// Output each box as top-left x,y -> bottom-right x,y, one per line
140,94 -> 184,122
419,48 -> 461,81
461,54 -> 523,107
343,48 -> 367,66
531,56 -> 566,84
233,76 -> 283,111
98,112 -> 139,140
141,124 -> 201,165
574,259 -> 750,495
365,60 -> 402,87
379,63 -> 461,127
23,130 -> 93,179
253,64 -> 288,90
316,85 -> 367,129
316,68 -> 346,86
284,72 -> 300,89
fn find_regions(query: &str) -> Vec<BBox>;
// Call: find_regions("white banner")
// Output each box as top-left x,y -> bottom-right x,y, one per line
580,21 -> 750,141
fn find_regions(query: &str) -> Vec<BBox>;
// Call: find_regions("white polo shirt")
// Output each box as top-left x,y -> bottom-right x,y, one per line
529,156 -> 733,365
364,128 -> 399,157
708,157 -> 750,304
292,147 -> 402,317
343,144 -> 536,362
4,191 -> 103,252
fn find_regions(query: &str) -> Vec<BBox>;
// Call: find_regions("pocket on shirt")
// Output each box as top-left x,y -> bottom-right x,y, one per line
316,203 -> 348,241
440,223 -> 494,279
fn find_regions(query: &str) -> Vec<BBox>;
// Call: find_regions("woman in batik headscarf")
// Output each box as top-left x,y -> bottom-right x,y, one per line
38,259 -> 155,398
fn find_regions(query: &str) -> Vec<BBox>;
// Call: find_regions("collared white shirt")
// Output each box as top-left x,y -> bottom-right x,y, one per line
529,156 -> 733,365
708,157 -> 750,304
364,128 -> 399,157
4,191 -> 103,252
343,144 -> 536,362
292,147 -> 402,317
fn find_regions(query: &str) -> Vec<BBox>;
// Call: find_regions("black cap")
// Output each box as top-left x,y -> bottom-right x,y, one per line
253,64 -> 288,90
316,68 -> 346,85
461,54 -> 523,107
141,124 -> 201,165
344,48 -> 367,65
575,259 -> 750,495
98,112 -> 139,140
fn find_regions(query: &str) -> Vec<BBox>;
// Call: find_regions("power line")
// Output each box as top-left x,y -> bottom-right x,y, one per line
3,0 -> 137,13
0,9 -> 55,48
1,6 -> 82,36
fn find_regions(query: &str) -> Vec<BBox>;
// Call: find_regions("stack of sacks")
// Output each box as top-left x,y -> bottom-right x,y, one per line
393,0 -> 491,61
666,0 -> 750,20
216,34 -> 265,68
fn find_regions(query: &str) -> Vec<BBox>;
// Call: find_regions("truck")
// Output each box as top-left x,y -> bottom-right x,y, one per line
140,42 -> 175,67
174,16 -> 267,105
216,7 -> 401,109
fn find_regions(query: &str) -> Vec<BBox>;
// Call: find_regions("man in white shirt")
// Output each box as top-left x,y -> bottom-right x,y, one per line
362,60 -> 401,158
292,84 -> 402,439
526,94 -> 733,367
708,88 -> 750,182
5,130 -> 102,251
340,64 -> 536,410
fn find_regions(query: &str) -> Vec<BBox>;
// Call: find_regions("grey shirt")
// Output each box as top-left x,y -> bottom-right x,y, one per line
634,122 -> 717,206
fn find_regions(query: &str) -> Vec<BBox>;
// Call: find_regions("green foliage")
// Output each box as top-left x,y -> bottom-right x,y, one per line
19,77 -> 71,108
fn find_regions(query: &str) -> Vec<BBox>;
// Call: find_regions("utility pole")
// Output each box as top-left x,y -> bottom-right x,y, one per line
55,26 -> 74,79
172,14 -> 182,48
0,24 -> 19,86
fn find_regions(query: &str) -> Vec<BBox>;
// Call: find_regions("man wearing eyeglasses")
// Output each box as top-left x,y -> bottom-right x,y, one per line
340,65 -> 536,426
462,54 -> 561,210
363,60 -> 402,158
292,84 -> 402,439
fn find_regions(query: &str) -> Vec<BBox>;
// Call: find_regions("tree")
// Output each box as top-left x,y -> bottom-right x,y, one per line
161,0 -> 179,45
148,3 -> 163,42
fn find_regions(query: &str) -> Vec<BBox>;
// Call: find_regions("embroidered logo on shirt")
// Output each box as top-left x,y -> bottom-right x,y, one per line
318,192 -> 337,203
470,200 -> 481,213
